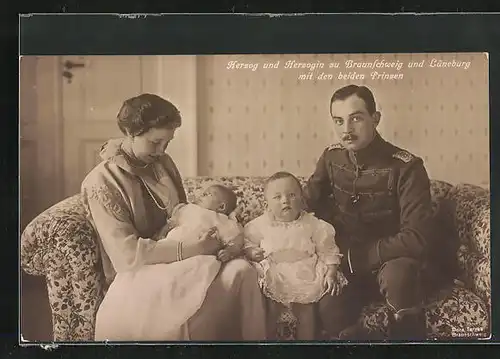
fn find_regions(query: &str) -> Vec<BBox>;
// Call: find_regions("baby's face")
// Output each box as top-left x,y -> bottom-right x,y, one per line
264,177 -> 303,222
198,186 -> 227,213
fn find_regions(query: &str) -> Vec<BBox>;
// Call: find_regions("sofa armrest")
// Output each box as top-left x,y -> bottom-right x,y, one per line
447,184 -> 490,310
457,244 -> 490,308
20,194 -> 106,341
21,195 -> 97,275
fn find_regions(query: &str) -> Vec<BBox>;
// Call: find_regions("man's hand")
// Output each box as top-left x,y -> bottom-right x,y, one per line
324,265 -> 340,296
245,247 -> 265,262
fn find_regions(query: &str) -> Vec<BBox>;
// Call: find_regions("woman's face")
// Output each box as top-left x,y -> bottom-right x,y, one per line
129,126 -> 177,164
265,177 -> 303,222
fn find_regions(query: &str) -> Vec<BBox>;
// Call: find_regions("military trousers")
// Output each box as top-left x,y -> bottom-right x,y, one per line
319,257 -> 425,337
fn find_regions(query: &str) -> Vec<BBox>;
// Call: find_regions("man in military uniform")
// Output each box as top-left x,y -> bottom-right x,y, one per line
304,84 -> 439,340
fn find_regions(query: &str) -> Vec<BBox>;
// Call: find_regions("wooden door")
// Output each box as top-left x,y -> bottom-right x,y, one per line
20,57 -> 39,229
60,55 -> 199,198
61,55 -> 143,197
20,56 -> 64,229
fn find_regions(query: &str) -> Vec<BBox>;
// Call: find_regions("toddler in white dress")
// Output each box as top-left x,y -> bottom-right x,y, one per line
244,172 -> 348,339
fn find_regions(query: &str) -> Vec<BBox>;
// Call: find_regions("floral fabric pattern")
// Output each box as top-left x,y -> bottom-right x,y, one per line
20,194 -> 106,341
359,285 -> 489,339
457,244 -> 491,310
446,183 -> 490,311
447,184 -> 490,257
20,178 -> 490,341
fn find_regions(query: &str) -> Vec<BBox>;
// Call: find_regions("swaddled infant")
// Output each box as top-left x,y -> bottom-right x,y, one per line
154,184 -> 243,261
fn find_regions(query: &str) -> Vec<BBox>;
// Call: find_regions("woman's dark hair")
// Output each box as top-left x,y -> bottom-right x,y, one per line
329,85 -> 377,117
264,171 -> 303,194
117,93 -> 182,136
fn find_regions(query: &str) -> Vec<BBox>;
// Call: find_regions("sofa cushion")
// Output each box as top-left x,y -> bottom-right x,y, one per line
272,285 -> 489,341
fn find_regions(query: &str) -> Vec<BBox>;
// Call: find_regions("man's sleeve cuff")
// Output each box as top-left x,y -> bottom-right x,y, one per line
367,239 -> 383,269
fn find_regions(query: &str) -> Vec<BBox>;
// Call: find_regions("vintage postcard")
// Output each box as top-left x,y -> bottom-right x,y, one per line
20,53 -> 490,344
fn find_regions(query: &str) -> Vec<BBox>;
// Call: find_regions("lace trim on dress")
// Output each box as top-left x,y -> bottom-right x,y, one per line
266,211 -> 310,229
258,266 -> 349,305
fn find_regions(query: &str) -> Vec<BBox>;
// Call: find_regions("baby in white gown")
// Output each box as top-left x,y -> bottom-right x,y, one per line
244,172 -> 348,339
155,184 -> 243,261
142,184 -> 243,336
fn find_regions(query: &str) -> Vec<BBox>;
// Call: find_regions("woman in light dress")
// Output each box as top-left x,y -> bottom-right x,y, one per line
82,93 -> 266,341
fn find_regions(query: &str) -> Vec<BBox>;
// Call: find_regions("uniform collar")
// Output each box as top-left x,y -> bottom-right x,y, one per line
348,132 -> 387,167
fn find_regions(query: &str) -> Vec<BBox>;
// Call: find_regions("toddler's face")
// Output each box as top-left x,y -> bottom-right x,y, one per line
198,186 -> 227,213
264,177 -> 303,222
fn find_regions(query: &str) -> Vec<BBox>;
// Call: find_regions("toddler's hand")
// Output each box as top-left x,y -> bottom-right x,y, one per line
217,249 -> 232,263
246,247 -> 265,262
324,266 -> 340,296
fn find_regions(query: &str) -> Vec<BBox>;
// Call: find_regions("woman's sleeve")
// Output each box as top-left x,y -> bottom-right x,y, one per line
312,218 -> 342,265
243,219 -> 263,250
82,171 -> 159,273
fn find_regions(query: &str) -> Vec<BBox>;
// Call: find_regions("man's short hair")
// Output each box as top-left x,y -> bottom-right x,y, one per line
330,84 -> 377,117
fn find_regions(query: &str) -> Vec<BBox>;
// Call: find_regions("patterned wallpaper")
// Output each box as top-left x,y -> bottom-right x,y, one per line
195,53 -> 490,187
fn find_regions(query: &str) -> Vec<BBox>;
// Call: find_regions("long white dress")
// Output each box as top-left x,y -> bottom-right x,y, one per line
244,211 -> 347,305
130,203 -> 243,337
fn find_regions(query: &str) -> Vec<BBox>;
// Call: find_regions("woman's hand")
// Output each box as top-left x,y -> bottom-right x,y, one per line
217,249 -> 232,263
245,247 -> 265,262
198,227 -> 223,255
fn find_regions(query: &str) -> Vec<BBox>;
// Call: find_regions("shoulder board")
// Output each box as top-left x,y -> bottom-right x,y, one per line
392,150 -> 414,163
326,143 -> 344,151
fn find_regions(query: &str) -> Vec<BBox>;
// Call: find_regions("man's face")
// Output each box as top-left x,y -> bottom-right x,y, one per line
330,94 -> 380,151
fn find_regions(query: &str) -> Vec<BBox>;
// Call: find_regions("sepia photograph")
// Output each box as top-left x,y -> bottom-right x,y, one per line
19,53 -> 490,343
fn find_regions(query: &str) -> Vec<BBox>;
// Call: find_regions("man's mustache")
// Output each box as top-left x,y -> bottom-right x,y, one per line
342,134 -> 358,141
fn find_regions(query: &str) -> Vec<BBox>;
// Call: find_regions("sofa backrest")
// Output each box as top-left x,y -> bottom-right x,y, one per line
182,176 -> 454,226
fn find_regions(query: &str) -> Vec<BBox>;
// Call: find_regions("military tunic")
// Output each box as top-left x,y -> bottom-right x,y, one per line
304,133 -> 434,276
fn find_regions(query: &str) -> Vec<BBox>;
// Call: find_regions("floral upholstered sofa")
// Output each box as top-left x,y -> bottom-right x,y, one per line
20,176 -> 491,341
